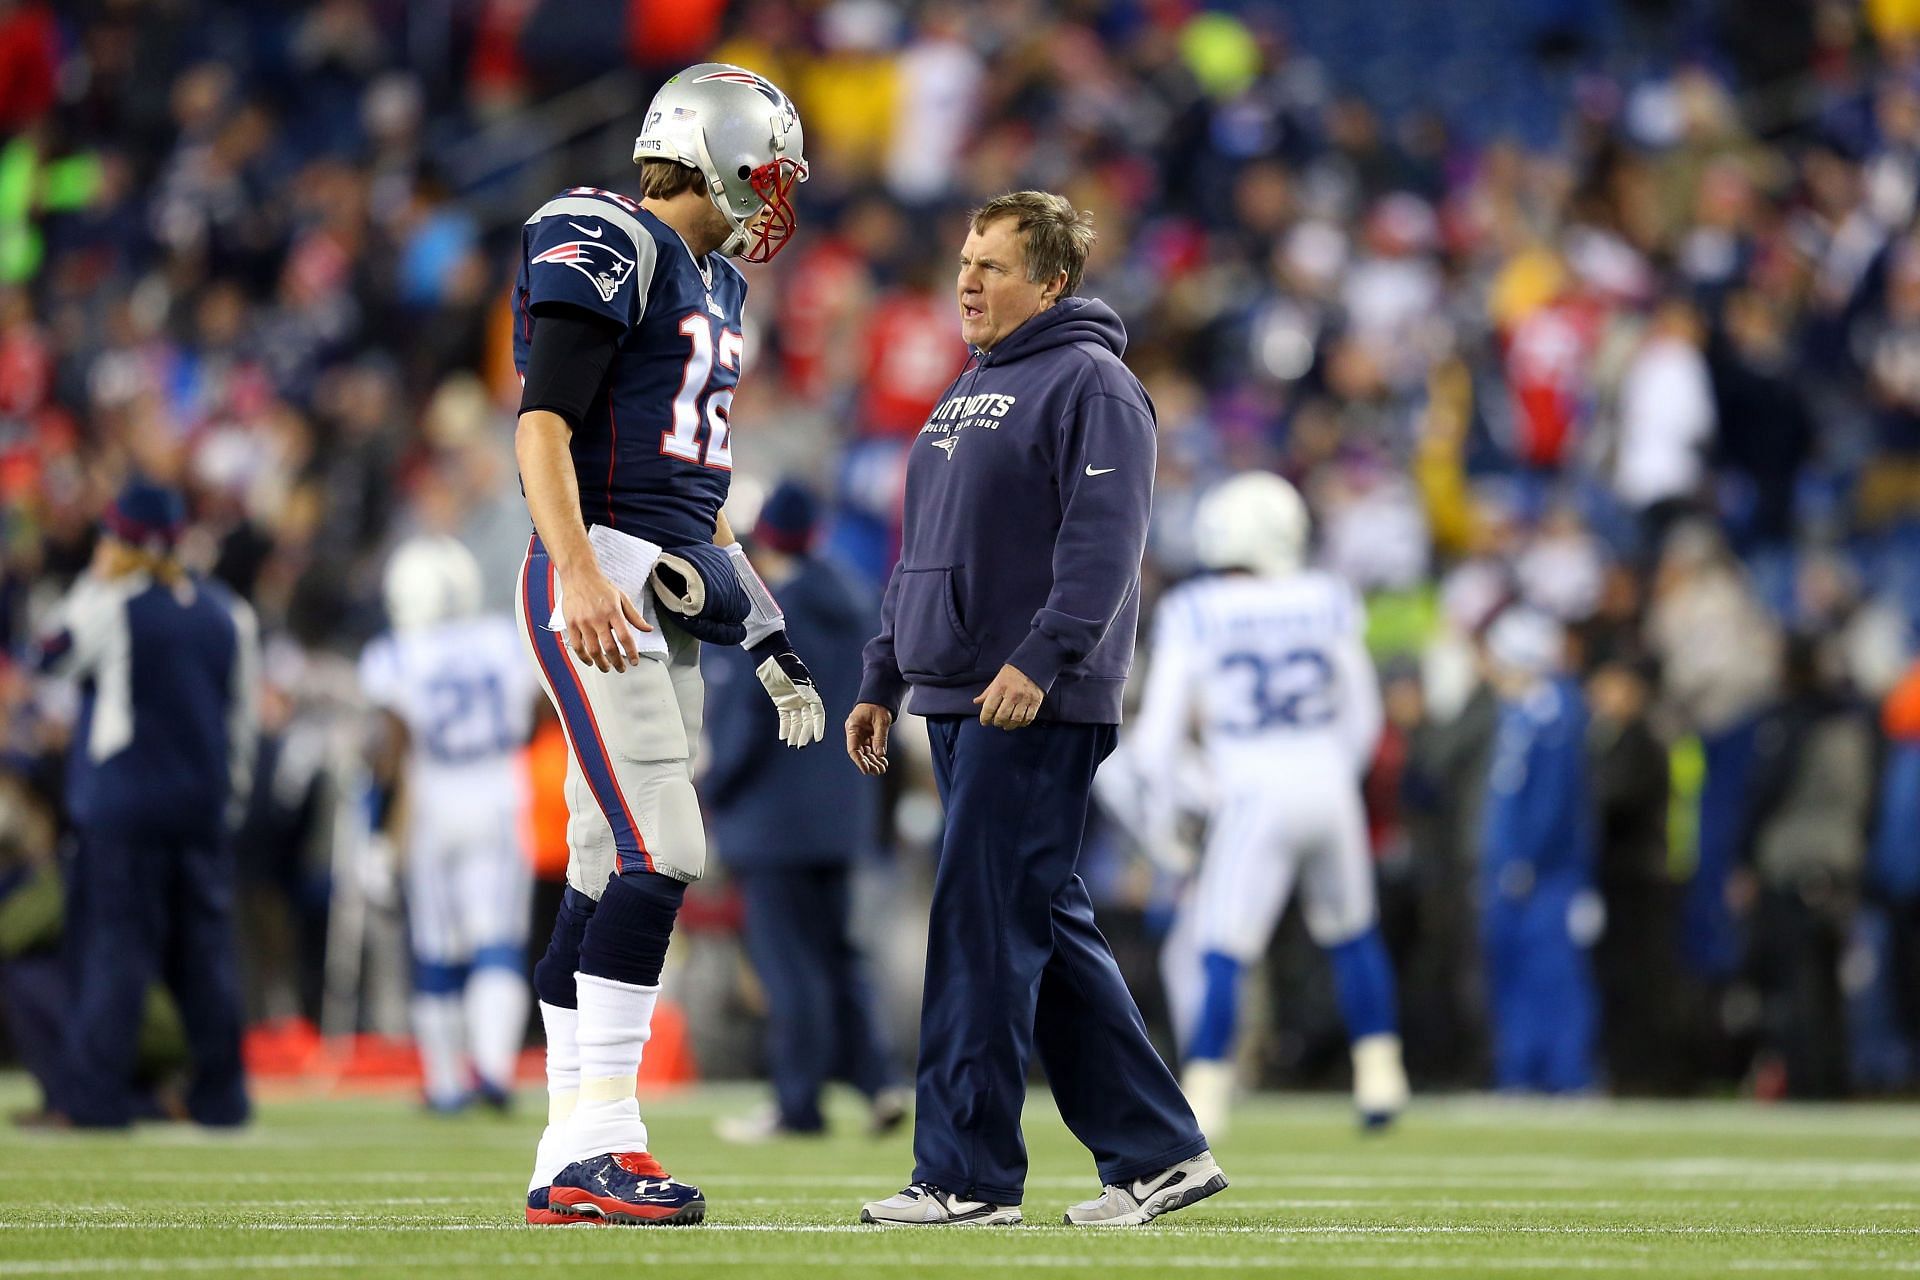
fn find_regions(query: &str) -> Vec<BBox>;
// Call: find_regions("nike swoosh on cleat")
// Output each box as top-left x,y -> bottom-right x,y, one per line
1085,465 -> 1116,476
568,222 -> 604,238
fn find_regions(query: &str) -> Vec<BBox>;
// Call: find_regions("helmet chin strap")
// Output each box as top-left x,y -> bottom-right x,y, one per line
690,126 -> 754,258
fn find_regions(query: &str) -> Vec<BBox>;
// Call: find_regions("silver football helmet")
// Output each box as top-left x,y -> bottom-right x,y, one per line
633,63 -> 808,263
383,535 -> 483,632
1194,471 -> 1310,579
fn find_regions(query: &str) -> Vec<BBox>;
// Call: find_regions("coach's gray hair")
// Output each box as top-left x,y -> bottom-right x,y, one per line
969,191 -> 1096,298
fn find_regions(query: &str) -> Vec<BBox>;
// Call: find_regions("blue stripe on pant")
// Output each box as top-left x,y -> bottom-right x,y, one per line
59,828 -> 248,1128
738,865 -> 895,1132
520,539 -> 650,875
913,716 -> 1205,1205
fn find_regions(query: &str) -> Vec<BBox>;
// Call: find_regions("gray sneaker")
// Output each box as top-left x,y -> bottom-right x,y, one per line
860,1182 -> 1022,1226
1062,1150 -> 1228,1226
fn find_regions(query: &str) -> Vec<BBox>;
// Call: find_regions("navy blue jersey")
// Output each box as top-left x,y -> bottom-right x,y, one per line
511,186 -> 750,549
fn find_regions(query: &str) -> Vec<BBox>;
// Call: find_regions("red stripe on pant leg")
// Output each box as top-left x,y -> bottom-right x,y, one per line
521,546 -> 653,874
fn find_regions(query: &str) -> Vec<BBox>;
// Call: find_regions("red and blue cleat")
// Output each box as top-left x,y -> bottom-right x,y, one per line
525,1186 -> 587,1225
545,1152 -> 706,1226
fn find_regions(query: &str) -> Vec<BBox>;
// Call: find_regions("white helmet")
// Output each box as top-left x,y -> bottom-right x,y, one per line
1194,471 -> 1310,578
1485,606 -> 1564,679
632,63 -> 808,263
384,535 -> 483,632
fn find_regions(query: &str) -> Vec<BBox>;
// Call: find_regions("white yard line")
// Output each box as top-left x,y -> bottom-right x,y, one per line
0,1221 -> 1913,1238
4,1251 -> 1920,1276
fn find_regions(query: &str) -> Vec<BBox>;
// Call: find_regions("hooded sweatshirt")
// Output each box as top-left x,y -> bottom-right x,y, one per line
857,296 -> 1156,724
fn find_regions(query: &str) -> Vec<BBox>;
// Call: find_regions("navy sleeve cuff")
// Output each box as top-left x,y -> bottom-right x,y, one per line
1007,629 -> 1070,694
856,666 -> 908,716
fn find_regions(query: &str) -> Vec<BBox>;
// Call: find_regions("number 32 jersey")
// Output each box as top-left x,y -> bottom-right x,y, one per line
1132,570 -> 1383,788
359,615 -> 539,831
510,187 -> 750,548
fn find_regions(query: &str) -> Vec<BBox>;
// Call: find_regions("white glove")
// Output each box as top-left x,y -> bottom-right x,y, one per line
754,648 -> 827,748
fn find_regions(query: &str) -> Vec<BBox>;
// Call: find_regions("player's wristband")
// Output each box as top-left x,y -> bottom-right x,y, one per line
748,628 -> 793,663
724,542 -> 787,649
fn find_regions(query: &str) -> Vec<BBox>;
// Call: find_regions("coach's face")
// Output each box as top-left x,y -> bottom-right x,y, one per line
957,217 -> 1064,352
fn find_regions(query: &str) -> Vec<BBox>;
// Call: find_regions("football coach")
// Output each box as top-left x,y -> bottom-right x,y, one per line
847,192 -> 1225,1227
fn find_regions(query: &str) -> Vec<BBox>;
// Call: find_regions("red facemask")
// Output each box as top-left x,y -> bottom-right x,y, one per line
740,157 -> 807,263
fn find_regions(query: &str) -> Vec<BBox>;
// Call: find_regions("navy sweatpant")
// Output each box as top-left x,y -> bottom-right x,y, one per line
738,864 -> 895,1131
61,827 -> 249,1128
913,717 -> 1205,1204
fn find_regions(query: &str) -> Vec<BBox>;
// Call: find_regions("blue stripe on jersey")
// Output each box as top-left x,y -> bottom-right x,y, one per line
512,189 -> 749,548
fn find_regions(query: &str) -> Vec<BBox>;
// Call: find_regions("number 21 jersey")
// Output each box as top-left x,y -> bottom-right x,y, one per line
359,615 -> 539,830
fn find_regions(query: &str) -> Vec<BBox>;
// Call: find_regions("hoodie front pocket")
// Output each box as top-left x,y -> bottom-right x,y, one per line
893,566 -> 981,680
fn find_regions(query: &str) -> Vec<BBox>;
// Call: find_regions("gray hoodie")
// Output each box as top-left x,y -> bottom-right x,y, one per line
857,296 -> 1156,724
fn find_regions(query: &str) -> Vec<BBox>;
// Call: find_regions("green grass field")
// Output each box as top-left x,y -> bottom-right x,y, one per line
2,1075 -> 1917,1278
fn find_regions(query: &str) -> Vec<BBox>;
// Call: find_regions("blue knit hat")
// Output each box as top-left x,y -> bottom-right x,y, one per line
102,479 -> 187,554
751,479 -> 818,555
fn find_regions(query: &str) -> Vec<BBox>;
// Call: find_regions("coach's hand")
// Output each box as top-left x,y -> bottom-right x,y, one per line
975,664 -> 1044,731
562,566 -> 650,673
846,702 -> 893,775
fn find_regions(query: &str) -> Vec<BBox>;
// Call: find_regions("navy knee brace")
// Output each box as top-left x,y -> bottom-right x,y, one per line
577,869 -> 687,987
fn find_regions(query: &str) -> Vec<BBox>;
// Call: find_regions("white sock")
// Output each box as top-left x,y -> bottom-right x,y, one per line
558,972 -> 658,1166
466,966 -> 531,1095
529,1000 -> 580,1193
1353,1032 -> 1410,1117
411,993 -> 468,1108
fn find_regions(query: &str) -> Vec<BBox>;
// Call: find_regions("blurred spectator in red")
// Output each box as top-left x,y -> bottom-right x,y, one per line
1875,659 -> 1920,1067
0,0 -> 57,134
855,250 -> 965,440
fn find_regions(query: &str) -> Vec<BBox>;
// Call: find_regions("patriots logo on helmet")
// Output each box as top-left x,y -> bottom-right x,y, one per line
532,239 -> 636,304
694,68 -> 786,108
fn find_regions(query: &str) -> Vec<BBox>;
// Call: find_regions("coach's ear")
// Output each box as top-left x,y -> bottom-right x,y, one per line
1042,269 -> 1068,306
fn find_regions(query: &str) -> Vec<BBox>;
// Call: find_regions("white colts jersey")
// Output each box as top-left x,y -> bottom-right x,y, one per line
359,615 -> 539,836
1133,571 -> 1382,790
1135,572 -> 1387,1042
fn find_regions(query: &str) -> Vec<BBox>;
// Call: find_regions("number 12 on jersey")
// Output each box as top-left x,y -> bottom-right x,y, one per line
662,314 -> 742,470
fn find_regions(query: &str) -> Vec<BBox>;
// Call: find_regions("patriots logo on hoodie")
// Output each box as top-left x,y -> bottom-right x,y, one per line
532,239 -> 635,304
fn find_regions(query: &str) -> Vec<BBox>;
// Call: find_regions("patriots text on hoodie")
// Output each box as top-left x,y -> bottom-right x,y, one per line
856,296 -> 1156,724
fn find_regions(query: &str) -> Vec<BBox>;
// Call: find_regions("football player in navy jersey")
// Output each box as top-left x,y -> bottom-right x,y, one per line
509,64 -> 825,1227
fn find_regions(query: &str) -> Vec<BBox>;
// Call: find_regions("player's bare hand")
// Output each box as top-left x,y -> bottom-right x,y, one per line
845,702 -> 893,775
975,664 -> 1044,730
561,566 -> 650,673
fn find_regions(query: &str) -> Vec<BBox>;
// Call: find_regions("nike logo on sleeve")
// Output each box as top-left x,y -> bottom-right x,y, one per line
1085,465 -> 1116,476
568,222 -> 605,238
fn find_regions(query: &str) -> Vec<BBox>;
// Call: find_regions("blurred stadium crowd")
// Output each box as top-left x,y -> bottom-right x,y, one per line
4,0 -> 1920,1105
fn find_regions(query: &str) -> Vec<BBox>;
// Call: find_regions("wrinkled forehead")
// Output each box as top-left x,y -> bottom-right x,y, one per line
962,214 -> 1028,266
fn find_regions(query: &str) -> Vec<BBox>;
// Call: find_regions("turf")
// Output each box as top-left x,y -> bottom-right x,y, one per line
2,1075 -> 1916,1278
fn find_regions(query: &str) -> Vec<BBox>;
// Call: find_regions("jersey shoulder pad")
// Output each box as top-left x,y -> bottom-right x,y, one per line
1319,571 -> 1367,635
1521,680 -> 1568,729
1154,577 -> 1211,641
475,613 -> 526,662
358,633 -> 403,708
524,189 -> 660,325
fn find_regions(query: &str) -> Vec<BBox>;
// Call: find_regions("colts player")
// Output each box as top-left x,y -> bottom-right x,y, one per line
1133,473 -> 1409,1137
